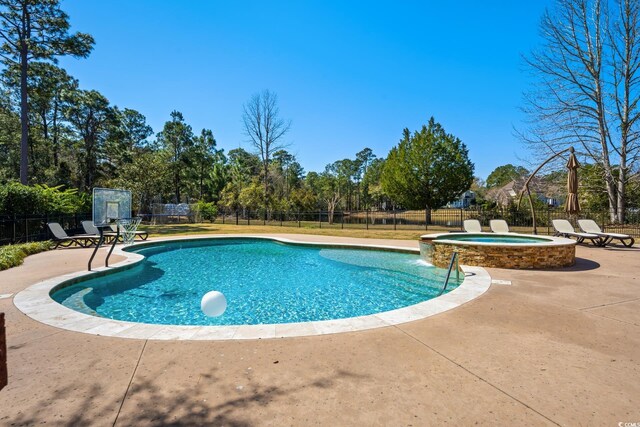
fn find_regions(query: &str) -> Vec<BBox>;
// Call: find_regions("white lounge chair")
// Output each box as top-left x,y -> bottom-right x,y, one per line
578,219 -> 635,247
552,219 -> 605,246
489,219 -> 511,233
463,219 -> 482,233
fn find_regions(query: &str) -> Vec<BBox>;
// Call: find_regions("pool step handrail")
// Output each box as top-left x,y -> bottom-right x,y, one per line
439,252 -> 460,296
88,225 -> 120,271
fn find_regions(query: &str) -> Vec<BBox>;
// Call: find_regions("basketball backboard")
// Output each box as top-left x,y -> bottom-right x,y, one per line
92,188 -> 132,226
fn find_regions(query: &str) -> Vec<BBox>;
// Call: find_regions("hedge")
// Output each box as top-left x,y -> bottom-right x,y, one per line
0,182 -> 90,216
0,241 -> 53,271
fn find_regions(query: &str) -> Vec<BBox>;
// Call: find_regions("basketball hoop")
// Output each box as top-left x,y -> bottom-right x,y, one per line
116,217 -> 142,246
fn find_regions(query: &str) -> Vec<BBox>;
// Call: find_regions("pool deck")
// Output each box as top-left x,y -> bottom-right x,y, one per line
0,233 -> 639,425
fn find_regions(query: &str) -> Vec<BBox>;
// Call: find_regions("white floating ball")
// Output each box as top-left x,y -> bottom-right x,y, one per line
201,291 -> 227,317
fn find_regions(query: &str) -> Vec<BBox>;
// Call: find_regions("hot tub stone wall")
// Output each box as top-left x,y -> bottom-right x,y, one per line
430,242 -> 575,269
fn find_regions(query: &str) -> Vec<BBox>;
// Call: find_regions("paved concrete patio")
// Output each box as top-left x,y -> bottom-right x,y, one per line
0,234 -> 638,426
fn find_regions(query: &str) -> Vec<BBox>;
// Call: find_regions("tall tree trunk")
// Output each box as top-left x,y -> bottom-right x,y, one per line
597,116 -> 618,222
610,0 -> 638,224
327,196 -> 338,224
263,163 -> 269,219
28,134 -> 36,180
617,157 -> 626,223
425,206 -> 432,225
19,38 -> 29,184
175,174 -> 180,203
52,103 -> 59,167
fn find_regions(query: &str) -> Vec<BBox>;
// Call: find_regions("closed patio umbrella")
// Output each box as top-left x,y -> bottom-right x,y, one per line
565,147 -> 580,215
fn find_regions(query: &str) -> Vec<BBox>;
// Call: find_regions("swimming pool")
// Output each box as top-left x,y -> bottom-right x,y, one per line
51,238 -> 461,326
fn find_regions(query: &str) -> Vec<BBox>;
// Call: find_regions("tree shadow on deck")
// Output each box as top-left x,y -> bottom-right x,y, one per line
5,363 -> 368,426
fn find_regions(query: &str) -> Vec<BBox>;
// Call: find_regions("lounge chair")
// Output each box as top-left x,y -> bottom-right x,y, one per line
463,219 -> 482,233
81,220 -> 118,243
47,222 -> 97,249
552,219 -> 605,246
109,224 -> 149,241
489,219 -> 511,233
578,219 -> 635,247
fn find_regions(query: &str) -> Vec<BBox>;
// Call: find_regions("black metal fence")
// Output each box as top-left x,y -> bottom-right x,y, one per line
0,213 -> 91,246
2,207 -> 639,246
208,207 -> 640,236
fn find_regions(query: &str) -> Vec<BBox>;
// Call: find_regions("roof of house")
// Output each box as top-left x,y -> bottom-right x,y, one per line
486,176 -> 564,206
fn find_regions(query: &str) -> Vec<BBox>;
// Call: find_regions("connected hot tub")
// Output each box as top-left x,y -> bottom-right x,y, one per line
420,232 -> 577,269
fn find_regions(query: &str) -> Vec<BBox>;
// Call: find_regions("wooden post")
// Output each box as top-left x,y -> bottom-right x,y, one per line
0,313 -> 7,390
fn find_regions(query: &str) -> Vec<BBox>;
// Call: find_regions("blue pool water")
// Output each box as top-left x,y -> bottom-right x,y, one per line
51,238 -> 459,326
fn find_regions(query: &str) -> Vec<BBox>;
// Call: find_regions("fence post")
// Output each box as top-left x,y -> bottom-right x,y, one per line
459,209 -> 463,229
25,216 -> 28,242
13,214 -> 16,244
248,210 -> 250,226
319,211 -> 322,228
298,210 -> 301,228
393,209 -> 396,230
341,211 -> 344,229
235,210 -> 239,225
425,209 -> 428,231
366,209 -> 369,230
280,211 -> 283,227
0,312 -> 6,391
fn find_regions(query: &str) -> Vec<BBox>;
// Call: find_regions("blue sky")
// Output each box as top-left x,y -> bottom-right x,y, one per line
59,0 -> 553,180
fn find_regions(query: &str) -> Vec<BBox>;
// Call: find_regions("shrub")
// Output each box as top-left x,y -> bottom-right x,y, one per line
196,201 -> 218,222
0,241 -> 53,271
0,182 -> 90,215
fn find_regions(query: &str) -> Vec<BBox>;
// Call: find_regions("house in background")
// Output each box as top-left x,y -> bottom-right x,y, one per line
485,177 -> 564,208
446,190 -> 476,208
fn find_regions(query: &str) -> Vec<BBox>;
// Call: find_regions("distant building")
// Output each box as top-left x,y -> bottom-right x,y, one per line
447,190 -> 476,208
485,178 -> 564,208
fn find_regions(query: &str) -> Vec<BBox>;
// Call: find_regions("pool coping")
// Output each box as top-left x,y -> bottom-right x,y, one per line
13,234 -> 492,341
420,232 -> 577,247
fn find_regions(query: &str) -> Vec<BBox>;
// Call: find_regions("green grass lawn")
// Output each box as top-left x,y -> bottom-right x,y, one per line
142,222 -> 446,241
142,221 -> 557,239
